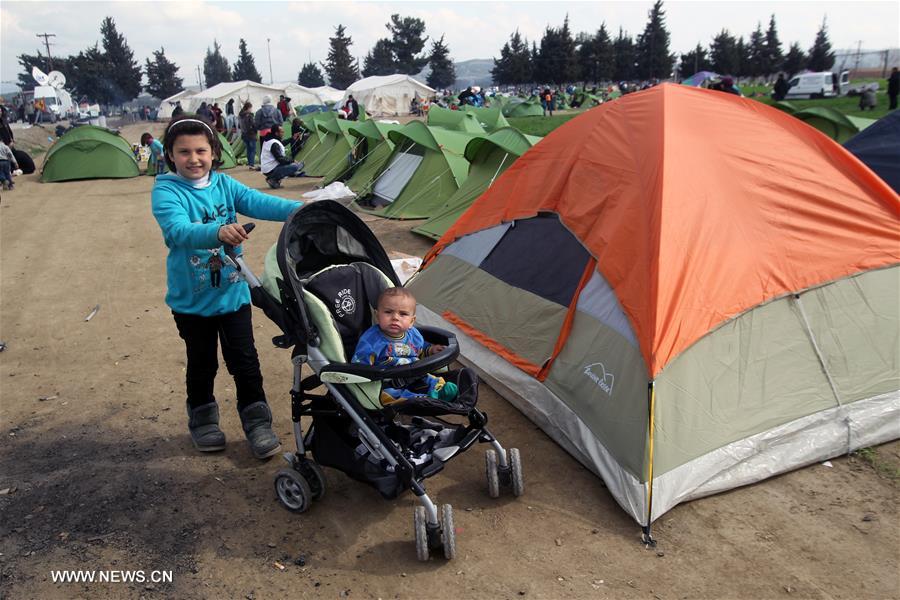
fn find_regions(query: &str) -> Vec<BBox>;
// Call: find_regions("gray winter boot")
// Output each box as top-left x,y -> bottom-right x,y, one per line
239,402 -> 281,459
187,402 -> 226,452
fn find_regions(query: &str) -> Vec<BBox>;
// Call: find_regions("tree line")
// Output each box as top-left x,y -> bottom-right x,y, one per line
492,1 -> 837,86
17,5 -> 840,106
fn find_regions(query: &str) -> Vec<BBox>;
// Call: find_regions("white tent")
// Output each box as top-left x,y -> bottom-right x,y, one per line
342,75 -> 434,117
310,85 -> 345,104
157,90 -> 193,119
184,80 -> 285,114
279,83 -> 327,108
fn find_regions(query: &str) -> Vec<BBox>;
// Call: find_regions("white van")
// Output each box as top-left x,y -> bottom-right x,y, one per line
26,85 -> 75,122
784,71 -> 850,99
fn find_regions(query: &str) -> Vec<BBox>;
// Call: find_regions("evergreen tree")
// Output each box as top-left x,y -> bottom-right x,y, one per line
426,35 -> 455,89
145,47 -> 183,99
735,36 -> 750,78
576,32 -> 597,84
613,28 -> 636,81
709,29 -> 739,75
297,62 -> 325,87
323,24 -> 359,89
232,39 -> 262,82
492,30 -> 533,86
535,17 -> 578,84
363,39 -> 395,77
634,0 -> 674,80
807,18 -> 835,71
386,14 -> 429,75
595,25 -> 615,82
782,42 -> 806,77
679,43 -> 711,79
764,15 -> 784,74
70,44 -> 115,104
747,23 -> 768,77
204,40 -> 232,87
100,17 -> 142,104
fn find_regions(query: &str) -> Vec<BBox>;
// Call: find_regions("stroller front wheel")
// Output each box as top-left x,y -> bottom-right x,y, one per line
297,459 -> 327,501
441,504 -> 456,560
509,448 -> 524,497
414,506 -> 430,561
485,449 -> 501,498
275,468 -> 313,513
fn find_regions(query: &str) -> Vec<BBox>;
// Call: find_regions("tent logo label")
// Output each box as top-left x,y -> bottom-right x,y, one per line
583,362 -> 615,396
334,288 -> 356,318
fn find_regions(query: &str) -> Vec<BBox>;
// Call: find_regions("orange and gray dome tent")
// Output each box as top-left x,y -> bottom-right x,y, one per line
407,84 -> 900,534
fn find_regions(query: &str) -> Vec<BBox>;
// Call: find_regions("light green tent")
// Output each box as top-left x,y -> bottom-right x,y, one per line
427,105 -> 486,133
356,121 -> 482,219
230,136 -> 247,162
216,132 -> 237,169
790,107 -> 877,143
461,105 -> 510,132
291,112 -> 333,166
343,120 -> 402,193
503,96 -> 544,117
41,125 -> 140,182
412,127 -> 541,240
303,119 -> 357,179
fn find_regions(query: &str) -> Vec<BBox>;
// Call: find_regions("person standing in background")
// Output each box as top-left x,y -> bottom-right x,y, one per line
888,67 -> 899,111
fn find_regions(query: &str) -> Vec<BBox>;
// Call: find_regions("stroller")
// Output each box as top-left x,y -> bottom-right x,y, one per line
224,200 -> 523,561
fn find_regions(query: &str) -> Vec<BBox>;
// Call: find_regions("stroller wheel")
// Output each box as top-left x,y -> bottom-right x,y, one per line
441,504 -> 456,560
509,448 -> 525,497
485,449 -> 501,498
297,460 -> 327,501
274,468 -> 313,513
414,506 -> 429,562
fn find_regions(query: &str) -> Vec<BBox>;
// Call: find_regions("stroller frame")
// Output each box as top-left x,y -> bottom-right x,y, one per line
224,201 -> 523,561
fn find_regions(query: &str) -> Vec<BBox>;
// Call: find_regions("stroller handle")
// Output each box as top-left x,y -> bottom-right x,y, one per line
223,222 -> 256,261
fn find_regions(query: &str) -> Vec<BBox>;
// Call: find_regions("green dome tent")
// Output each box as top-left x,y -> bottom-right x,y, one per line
427,105 -> 487,133
412,127 -> 541,240
302,118 -> 356,178
41,126 -> 140,182
290,111 -> 333,166
503,96 -> 544,117
356,121 -> 483,219
791,107 -> 876,143
343,120 -> 402,193
461,105 -> 510,132
216,132 -> 237,169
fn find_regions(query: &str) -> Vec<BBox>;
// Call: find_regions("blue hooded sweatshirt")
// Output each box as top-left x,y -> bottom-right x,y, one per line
151,171 -> 300,316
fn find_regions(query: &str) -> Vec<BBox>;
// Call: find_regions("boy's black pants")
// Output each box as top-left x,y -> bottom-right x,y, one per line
173,304 -> 267,411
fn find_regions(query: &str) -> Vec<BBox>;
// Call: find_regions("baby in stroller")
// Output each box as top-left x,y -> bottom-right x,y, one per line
352,286 -> 459,405
224,199 -> 523,561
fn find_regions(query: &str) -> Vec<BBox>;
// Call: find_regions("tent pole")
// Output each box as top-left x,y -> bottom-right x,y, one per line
642,380 -> 657,547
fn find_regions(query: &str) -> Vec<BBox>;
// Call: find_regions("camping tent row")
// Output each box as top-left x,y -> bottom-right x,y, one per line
406,84 -> 900,530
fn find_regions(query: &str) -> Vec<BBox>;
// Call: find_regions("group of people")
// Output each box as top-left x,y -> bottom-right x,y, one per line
150,114 -> 456,458
0,105 -> 21,191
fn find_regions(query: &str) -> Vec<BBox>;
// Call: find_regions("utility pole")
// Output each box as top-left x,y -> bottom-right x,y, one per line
196,65 -> 203,89
267,38 -> 273,84
853,40 -> 862,77
35,32 -> 56,70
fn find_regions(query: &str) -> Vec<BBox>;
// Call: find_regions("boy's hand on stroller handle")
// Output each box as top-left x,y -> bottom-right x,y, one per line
218,222 -> 256,247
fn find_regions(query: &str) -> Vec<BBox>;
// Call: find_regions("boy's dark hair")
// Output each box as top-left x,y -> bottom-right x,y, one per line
140,132 -> 152,146
162,114 -> 223,172
377,287 -> 416,310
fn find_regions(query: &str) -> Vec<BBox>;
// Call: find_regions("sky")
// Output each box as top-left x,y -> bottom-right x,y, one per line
2,0 -> 898,92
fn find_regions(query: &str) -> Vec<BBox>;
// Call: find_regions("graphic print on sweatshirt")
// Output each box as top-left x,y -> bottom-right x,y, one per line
189,248 -> 234,294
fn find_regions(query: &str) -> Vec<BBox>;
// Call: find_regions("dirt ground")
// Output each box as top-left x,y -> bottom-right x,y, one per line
1,121 -> 898,600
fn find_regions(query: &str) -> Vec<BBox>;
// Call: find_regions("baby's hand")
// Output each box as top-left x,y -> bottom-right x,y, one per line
217,223 -> 249,246
428,344 -> 446,356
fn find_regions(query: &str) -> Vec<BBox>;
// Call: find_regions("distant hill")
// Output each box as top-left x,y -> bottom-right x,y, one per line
412,58 -> 494,90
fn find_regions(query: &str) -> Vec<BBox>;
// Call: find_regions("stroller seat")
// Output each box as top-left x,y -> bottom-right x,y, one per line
300,261 -> 477,416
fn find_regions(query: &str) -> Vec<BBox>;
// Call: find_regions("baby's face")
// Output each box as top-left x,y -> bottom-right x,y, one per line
376,295 -> 416,338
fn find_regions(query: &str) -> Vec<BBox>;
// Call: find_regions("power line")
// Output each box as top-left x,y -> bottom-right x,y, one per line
35,32 -> 56,70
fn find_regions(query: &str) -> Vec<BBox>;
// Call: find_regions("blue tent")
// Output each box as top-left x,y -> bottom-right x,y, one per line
844,111 -> 900,193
